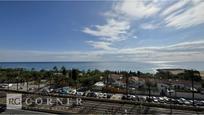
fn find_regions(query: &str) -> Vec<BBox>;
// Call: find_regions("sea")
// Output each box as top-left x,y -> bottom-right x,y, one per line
0,61 -> 204,73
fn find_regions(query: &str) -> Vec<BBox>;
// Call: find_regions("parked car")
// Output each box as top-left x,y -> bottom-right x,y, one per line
131,95 -> 137,101
98,93 -> 104,98
76,92 -> 84,96
183,100 -> 191,105
138,96 -> 147,102
122,95 -> 127,100
0,105 -> 6,112
69,89 -> 76,95
153,96 -> 159,103
127,95 -> 132,100
87,92 -> 97,97
107,93 -> 113,99
158,97 -> 165,103
163,96 -> 169,102
195,100 -> 204,106
83,90 -> 91,96
102,93 -> 107,98
178,98 -> 185,105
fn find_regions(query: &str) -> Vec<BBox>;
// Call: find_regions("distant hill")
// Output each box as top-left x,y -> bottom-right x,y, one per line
200,71 -> 204,80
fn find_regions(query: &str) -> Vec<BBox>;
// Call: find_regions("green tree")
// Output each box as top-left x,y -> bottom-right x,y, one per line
53,66 -> 58,73
145,79 -> 154,102
22,71 -> 32,91
61,66 -> 67,76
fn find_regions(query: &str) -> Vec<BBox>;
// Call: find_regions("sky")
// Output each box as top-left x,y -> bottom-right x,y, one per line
0,0 -> 204,63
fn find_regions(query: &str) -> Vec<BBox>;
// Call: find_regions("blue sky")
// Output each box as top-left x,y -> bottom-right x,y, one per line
0,0 -> 204,64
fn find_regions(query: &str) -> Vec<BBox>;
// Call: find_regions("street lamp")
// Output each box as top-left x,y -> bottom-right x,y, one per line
190,87 -> 197,106
16,76 -> 19,91
167,89 -> 174,114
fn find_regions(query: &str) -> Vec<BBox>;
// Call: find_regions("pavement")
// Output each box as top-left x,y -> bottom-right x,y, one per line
8,82 -> 47,92
1,109 -> 56,114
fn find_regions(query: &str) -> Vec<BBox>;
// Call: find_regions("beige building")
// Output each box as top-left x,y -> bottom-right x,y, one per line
200,71 -> 204,80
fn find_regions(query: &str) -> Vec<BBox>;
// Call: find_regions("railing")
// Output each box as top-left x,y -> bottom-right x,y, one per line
0,88 -> 204,112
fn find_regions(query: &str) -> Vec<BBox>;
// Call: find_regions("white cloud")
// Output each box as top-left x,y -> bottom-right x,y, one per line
0,50 -> 103,62
82,0 -> 204,59
1,40 -> 204,62
111,0 -> 204,29
167,40 -> 204,50
161,0 -> 190,16
107,0 -> 204,29
108,40 -> 204,62
140,23 -> 159,29
113,0 -> 160,19
86,41 -> 116,50
164,1 -> 204,29
83,19 -> 130,42
83,0 -> 162,50
84,0 -> 204,45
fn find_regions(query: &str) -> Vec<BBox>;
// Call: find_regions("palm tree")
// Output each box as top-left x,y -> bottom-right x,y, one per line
7,72 -> 15,90
72,69 -> 79,89
16,71 -> 21,91
61,66 -> 67,76
16,76 -> 19,91
190,70 -> 195,106
145,79 -> 153,102
53,66 -> 58,73
7,75 -> 10,90
49,73 -> 53,87
32,72 -> 42,91
22,72 -> 31,92
37,73 -> 42,90
185,69 -> 197,106
44,71 -> 52,87
125,72 -> 129,96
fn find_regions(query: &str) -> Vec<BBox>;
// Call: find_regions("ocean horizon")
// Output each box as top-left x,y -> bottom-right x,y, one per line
0,61 -> 204,73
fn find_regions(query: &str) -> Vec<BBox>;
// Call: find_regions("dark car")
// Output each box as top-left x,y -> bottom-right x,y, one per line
0,105 -> 6,113
122,95 -> 127,100
107,93 -> 113,99
87,92 -> 97,97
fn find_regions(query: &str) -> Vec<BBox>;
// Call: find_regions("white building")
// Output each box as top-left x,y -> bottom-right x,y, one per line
93,82 -> 105,91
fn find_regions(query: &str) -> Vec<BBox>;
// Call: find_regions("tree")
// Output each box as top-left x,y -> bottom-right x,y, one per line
22,72 -> 32,92
44,71 -> 52,86
145,79 -> 154,102
72,69 -> 78,81
37,73 -> 43,90
121,72 -> 129,96
16,74 -> 19,91
53,66 -> 58,73
183,69 -> 201,81
72,69 -> 79,89
137,71 -> 141,77
61,66 -> 67,76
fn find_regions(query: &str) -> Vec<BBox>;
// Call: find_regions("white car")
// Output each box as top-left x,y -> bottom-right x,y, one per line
94,92 -> 100,98
49,88 -> 54,92
98,93 -> 103,98
76,92 -> 84,96
8,84 -> 13,87
163,96 -> 169,102
184,100 -> 191,105
153,97 -> 159,103
70,89 -> 77,95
